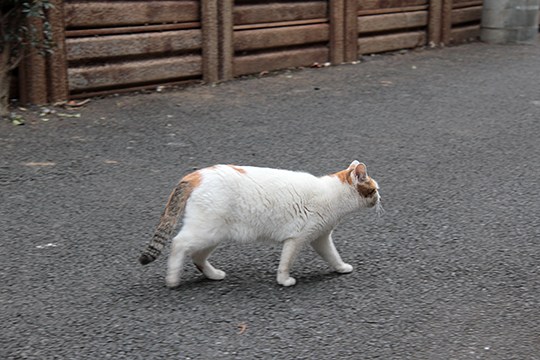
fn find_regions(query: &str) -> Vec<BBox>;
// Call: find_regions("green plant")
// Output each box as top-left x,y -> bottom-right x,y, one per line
0,0 -> 54,118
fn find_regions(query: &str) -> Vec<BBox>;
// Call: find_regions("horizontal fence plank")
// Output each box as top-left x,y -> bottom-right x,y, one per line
452,0 -> 483,8
234,18 -> 327,30
69,79 -> 201,99
235,24 -> 329,52
234,46 -> 329,76
66,23 -> 201,37
234,2 -> 328,25
65,1 -> 199,28
358,11 -> 428,34
358,31 -> 426,54
358,0 -> 427,12
358,5 -> 428,16
68,56 -> 202,91
451,6 -> 482,25
450,24 -> 480,43
67,30 -> 202,61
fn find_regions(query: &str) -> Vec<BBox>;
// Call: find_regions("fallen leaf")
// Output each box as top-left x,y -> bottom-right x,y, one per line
66,99 -> 90,108
40,108 -> 52,116
238,323 -> 247,335
25,162 -> 56,167
57,113 -> 81,118
11,116 -> 25,126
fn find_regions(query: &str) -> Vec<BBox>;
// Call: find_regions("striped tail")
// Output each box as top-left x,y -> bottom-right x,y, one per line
139,180 -> 191,265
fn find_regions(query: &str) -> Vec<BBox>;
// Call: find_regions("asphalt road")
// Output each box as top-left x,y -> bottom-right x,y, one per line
1,40 -> 539,359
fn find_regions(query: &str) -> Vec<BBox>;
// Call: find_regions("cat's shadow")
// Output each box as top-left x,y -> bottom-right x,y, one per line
170,267 -> 350,296
171,269 -> 345,289
295,270 -> 351,285
122,256 -> 359,307
123,268 -> 350,306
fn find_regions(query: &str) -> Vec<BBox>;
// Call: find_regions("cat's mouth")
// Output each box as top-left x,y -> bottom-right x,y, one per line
368,192 -> 381,208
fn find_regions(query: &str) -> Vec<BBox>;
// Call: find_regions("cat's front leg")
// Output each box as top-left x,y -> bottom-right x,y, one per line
311,232 -> 353,274
277,238 -> 303,286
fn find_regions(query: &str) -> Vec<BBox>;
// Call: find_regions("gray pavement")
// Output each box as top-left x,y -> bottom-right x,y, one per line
1,40 -> 539,359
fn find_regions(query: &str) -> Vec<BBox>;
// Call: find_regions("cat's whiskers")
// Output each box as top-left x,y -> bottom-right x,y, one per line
375,201 -> 385,218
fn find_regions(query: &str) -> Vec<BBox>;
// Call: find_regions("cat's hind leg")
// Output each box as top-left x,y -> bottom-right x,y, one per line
192,245 -> 226,281
166,231 -> 189,288
167,229 -> 225,286
311,232 -> 353,274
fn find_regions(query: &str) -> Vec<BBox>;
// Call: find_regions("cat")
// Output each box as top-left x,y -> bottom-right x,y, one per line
139,160 -> 380,287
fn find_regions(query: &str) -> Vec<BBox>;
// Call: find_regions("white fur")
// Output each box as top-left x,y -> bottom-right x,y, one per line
166,163 -> 379,287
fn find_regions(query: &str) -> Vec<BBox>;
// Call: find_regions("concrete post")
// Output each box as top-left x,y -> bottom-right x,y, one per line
481,0 -> 539,44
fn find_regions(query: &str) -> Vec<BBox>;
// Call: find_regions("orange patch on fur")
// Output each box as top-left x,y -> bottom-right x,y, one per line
228,165 -> 247,174
182,170 -> 202,188
332,169 -> 353,185
357,179 -> 377,197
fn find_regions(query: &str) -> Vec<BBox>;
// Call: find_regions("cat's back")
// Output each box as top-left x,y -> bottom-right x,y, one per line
188,164 -> 322,211
199,164 -> 317,189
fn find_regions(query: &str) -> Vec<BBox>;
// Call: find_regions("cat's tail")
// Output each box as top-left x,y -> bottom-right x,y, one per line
139,174 -> 199,265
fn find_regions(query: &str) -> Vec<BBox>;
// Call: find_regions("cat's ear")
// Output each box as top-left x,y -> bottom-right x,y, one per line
351,163 -> 368,184
348,160 -> 360,170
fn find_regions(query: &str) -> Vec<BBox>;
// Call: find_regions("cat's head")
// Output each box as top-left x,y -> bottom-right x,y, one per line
338,160 -> 380,208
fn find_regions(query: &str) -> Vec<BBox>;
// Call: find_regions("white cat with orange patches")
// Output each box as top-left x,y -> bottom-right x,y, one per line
139,161 -> 380,287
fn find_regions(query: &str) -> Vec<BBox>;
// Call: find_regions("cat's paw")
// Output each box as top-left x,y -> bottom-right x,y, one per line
205,269 -> 226,281
166,275 -> 181,288
277,276 -> 297,287
335,263 -> 353,274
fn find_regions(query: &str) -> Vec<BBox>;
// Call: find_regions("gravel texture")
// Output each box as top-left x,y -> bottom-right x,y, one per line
1,40 -> 539,359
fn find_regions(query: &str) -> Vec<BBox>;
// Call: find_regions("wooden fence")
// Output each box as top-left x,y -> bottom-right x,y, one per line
18,0 -> 485,104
